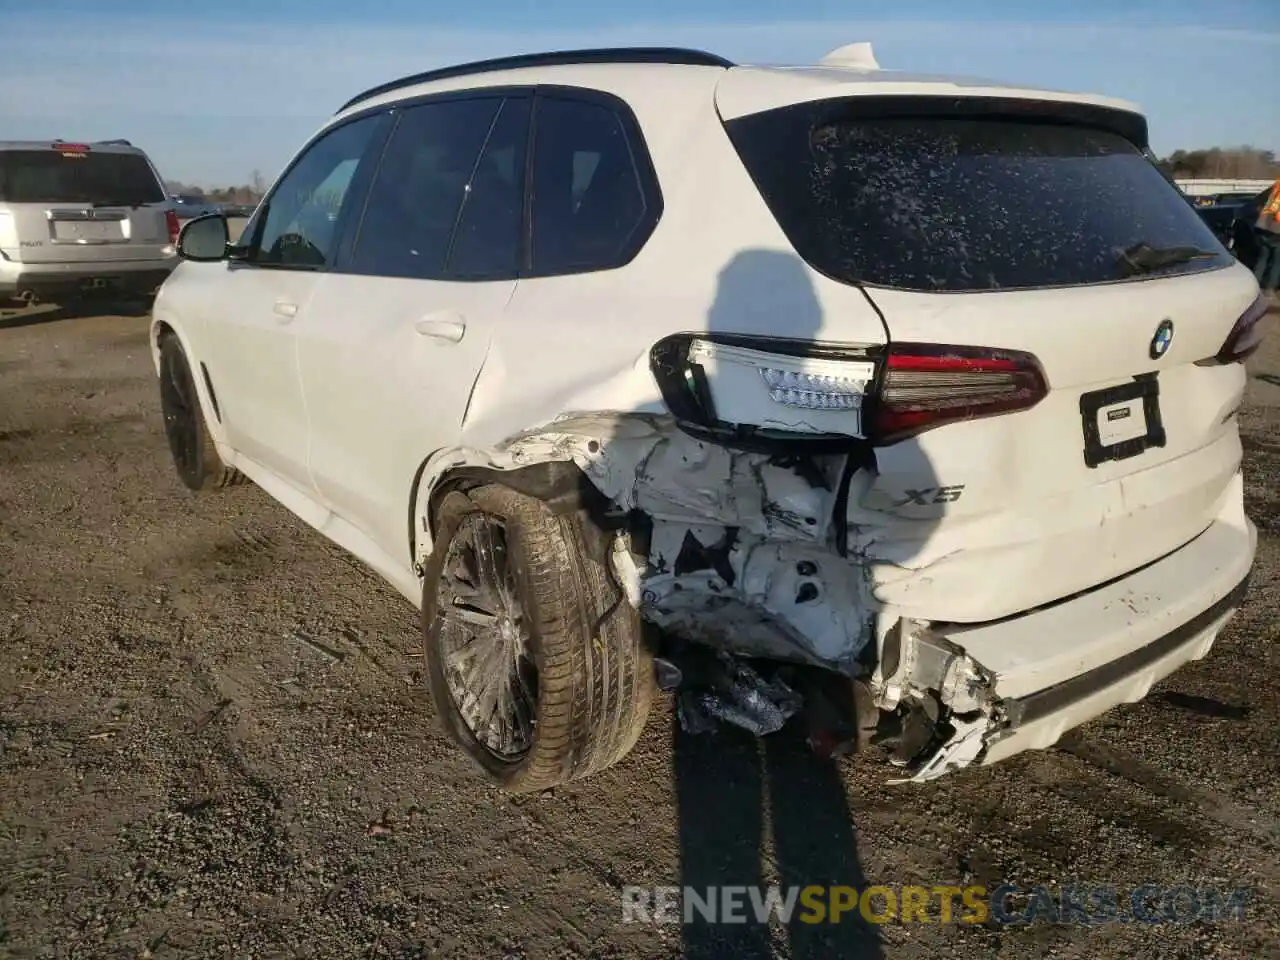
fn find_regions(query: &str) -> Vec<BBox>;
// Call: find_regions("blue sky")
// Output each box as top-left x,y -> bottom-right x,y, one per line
1,0 -> 1276,187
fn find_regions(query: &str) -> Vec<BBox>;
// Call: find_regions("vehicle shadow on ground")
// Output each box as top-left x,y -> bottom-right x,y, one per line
660,248 -> 931,959
673,723 -> 882,958
0,299 -> 150,330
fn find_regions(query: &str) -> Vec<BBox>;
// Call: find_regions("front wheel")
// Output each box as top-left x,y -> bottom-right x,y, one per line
157,334 -> 244,492
422,484 -> 654,792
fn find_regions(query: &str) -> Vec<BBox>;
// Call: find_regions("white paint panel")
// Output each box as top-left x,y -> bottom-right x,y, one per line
935,477 -> 1253,699
851,265 -> 1258,622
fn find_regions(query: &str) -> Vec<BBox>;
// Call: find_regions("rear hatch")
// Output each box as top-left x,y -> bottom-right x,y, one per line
0,143 -> 175,263
722,86 -> 1261,622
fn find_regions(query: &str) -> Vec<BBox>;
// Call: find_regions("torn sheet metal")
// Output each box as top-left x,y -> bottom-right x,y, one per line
873,618 -> 995,716
641,537 -> 870,669
887,715 -> 989,784
870,617 -> 1001,781
424,410 -> 1011,779
498,417 -> 877,670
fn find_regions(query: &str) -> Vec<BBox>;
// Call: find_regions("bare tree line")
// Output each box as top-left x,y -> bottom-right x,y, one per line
1157,146 -> 1279,181
165,170 -> 267,204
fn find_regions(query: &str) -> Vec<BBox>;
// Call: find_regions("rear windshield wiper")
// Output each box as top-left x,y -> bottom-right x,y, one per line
1116,242 -> 1220,277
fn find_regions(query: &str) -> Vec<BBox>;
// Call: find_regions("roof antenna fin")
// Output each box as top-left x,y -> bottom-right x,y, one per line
819,42 -> 880,71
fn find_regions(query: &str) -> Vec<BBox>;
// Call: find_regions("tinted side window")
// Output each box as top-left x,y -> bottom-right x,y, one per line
255,115 -> 382,269
530,96 -> 653,275
350,98 -> 504,279
446,97 -> 530,279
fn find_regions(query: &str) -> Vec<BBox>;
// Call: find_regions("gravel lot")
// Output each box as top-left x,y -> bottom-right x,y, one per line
0,298 -> 1277,959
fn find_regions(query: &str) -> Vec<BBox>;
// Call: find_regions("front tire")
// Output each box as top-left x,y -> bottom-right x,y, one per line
158,334 -> 244,492
422,484 -> 654,792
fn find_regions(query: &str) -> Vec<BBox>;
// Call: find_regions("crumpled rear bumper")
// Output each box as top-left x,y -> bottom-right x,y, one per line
981,571 -> 1248,767
424,406 -> 1257,780
895,476 -> 1257,780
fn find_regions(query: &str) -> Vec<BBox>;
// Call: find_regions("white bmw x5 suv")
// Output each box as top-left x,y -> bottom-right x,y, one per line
153,44 -> 1265,792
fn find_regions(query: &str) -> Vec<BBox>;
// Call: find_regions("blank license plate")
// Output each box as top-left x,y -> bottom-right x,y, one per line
53,221 -> 123,242
1096,398 -> 1145,446
1079,375 -> 1167,468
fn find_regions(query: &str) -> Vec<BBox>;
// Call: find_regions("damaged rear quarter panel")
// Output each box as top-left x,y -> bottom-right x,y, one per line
415,412 -> 1013,785
422,413 -> 879,671
412,88 -> 897,711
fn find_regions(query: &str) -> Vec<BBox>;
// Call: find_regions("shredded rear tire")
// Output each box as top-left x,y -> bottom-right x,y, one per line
422,484 -> 654,792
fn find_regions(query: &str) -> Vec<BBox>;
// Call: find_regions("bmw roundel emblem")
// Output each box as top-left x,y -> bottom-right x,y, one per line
1150,319 -> 1174,360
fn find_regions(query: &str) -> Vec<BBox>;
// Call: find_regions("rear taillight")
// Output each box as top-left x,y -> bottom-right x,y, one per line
1198,292 -> 1270,366
871,344 -> 1049,444
165,210 -> 180,246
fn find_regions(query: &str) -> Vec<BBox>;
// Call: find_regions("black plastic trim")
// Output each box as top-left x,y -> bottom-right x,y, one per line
519,90 -> 539,275
337,47 -> 734,113
330,107 -> 406,274
1080,372 -> 1166,469
199,362 -> 221,423
444,96 -> 534,281
333,88 -> 524,277
728,94 -> 1150,154
418,461 -> 621,565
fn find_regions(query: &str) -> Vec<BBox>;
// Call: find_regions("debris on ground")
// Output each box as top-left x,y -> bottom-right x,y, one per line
672,651 -> 802,737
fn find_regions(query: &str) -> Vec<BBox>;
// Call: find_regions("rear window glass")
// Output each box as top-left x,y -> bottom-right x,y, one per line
0,149 -> 165,205
726,102 -> 1233,292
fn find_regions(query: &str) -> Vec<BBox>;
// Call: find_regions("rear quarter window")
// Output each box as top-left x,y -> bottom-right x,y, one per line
725,98 -> 1234,292
528,94 -> 660,276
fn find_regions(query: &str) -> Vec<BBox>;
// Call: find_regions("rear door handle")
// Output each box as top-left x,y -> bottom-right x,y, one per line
415,312 -> 466,344
273,300 -> 299,323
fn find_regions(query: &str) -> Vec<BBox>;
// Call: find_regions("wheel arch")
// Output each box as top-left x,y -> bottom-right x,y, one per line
152,317 -> 229,449
149,316 -> 174,377
411,455 -> 619,569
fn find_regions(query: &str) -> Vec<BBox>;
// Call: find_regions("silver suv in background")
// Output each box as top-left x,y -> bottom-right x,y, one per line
0,139 -> 179,307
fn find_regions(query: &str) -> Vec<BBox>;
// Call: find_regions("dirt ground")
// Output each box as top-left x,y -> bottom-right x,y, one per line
0,298 -> 1277,960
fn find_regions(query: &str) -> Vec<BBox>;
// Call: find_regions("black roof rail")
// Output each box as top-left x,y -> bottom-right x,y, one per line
337,47 -> 734,113
96,139 -> 133,146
